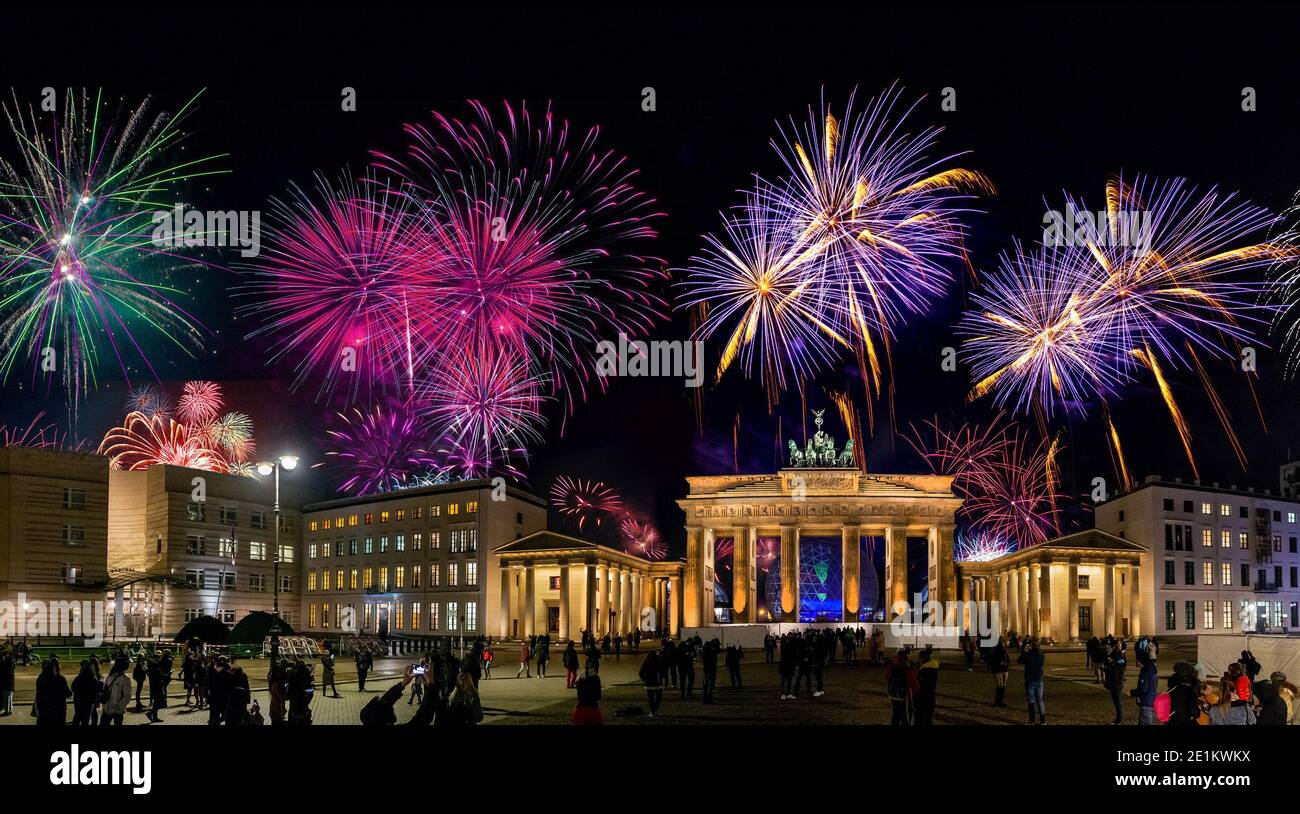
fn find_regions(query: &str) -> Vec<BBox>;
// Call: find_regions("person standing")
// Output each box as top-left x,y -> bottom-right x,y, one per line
355,649 -> 372,692
535,635 -> 549,679
100,657 -> 131,726
1135,648 -> 1158,725
915,647 -> 941,725
778,635 -> 797,700
320,650 -> 339,697
131,654 -> 147,709
516,639 -> 531,678
677,637 -> 697,699
725,644 -> 743,689
1018,638 -> 1046,725
0,645 -> 15,716
988,636 -> 1010,707
763,634 -> 776,664
885,650 -> 918,725
1104,641 -> 1128,725
71,660 -> 101,725
267,663 -> 288,725
563,641 -> 580,689
35,657 -> 72,726
445,672 -> 484,725
639,649 -> 665,717
701,639 -> 719,704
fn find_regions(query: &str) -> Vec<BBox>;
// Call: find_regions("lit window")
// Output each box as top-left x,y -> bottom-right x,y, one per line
429,602 -> 440,630
379,536 -> 389,553
413,533 -> 423,551
1220,530 -> 1230,548
364,537 -> 374,555
466,601 -> 477,632
1223,600 -> 1233,629
1201,502 -> 1212,515
430,505 -> 440,517
249,541 -> 266,561
448,602 -> 459,630
395,565 -> 406,589
336,516 -> 345,529
321,603 -> 331,629
430,531 -> 441,549
395,604 -> 404,630
430,564 -> 440,587
412,565 -> 422,588
309,520 -> 319,532
350,568 -> 358,589
380,511 -> 390,523
363,567 -> 373,590
322,570 -> 332,591
467,500 -> 478,514
349,514 -> 358,527
412,602 -> 422,629
1202,561 -> 1212,585
448,503 -> 460,516
1202,529 -> 1212,547
396,509 -> 406,521
323,518 -> 332,530
364,513 -> 373,525
467,562 -> 477,587
1240,532 -> 1250,549
379,567 -> 389,591
1290,512 -> 1297,524
395,534 -> 405,552
449,563 -> 459,587
1221,562 -> 1232,586
1220,504 -> 1230,517
1203,601 -> 1214,629
412,507 -> 423,520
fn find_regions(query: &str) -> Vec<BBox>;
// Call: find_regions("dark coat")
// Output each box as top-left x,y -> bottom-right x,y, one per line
35,672 -> 72,725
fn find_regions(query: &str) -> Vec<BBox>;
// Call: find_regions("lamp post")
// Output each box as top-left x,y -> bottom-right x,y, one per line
257,455 -> 298,664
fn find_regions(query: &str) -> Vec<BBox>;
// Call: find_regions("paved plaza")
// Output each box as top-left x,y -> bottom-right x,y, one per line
0,639 -> 1201,725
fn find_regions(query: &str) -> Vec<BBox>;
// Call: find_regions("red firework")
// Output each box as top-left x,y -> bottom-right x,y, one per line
177,380 -> 224,426
550,476 -> 625,531
619,516 -> 666,560
98,412 -> 231,472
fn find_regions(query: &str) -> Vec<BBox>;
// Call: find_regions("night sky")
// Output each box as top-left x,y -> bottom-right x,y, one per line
4,3 -> 1300,561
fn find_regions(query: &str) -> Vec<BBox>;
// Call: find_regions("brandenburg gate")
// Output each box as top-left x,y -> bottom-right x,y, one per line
677,415 -> 962,627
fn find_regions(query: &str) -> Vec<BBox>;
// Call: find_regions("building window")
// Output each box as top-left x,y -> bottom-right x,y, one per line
448,503 -> 460,516
1185,601 -> 1196,630
249,541 -> 266,561
336,568 -> 343,590
1223,600 -> 1233,630
1164,561 -> 1175,585
1241,563 -> 1251,587
412,602 -> 422,629
249,574 -> 265,592
322,519 -> 332,531
219,610 -> 235,626
395,534 -> 406,552
1118,509 -> 1125,522
394,604 -> 404,630
396,509 -> 406,521
1165,601 -> 1177,630
379,536 -> 389,553
1291,566 -> 1298,589
429,602 -> 440,630
1291,537 -> 1298,554
321,541 -> 331,558
412,507 -> 423,520
1203,601 -> 1215,629
430,505 -> 440,518
62,525 -> 86,547
467,529 -> 478,552
467,500 -> 478,514
309,605 -> 317,627
430,564 -> 440,587
62,487 -> 86,510
189,502 -> 207,522
185,569 -> 201,588
1202,528 -> 1212,547
1163,498 -> 1174,511
448,602 -> 459,630
349,537 -> 358,556
412,565 -> 423,588
278,544 -> 294,564
449,562 -> 459,587
308,543 -> 318,559
1219,504 -> 1230,517
1077,574 -> 1090,589
350,568 -> 358,590
1183,500 -> 1194,513
184,608 -> 201,623
1184,561 -> 1194,585
379,567 -> 389,591
1202,561 -> 1212,585
430,531 -> 441,550
364,512 -> 373,525
380,511 -> 390,523
364,537 -> 374,555
1291,603 -> 1299,629
467,562 -> 477,587
61,563 -> 82,585
395,565 -> 406,589
349,514 -> 358,527
1221,562 -> 1232,586
220,506 -> 237,524
251,511 -> 267,529
516,512 -> 524,525
1201,502 -> 1212,515
278,574 -> 292,593
412,533 -> 423,551
466,601 -> 477,631
1274,535 -> 1283,552
1220,530 -> 1230,548
187,535 -> 205,555
1290,512 -> 1297,524
322,569 -> 332,591
218,538 -> 235,559
1239,532 -> 1249,549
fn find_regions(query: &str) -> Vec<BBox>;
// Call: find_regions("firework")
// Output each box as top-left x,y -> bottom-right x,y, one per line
0,411 -> 77,449
374,100 -> 667,414
620,516 -> 665,560
418,346 -> 546,476
964,176 -> 1284,475
911,417 -> 1062,548
321,402 -> 442,496
550,476 -> 624,531
953,529 -> 1015,563
680,86 -> 991,399
98,411 -> 230,472
0,89 -> 217,407
240,171 -> 419,400
207,411 -> 255,461
126,384 -> 176,419
177,380 -> 223,426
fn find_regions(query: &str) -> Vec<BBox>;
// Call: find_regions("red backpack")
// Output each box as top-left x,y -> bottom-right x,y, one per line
1154,691 -> 1172,723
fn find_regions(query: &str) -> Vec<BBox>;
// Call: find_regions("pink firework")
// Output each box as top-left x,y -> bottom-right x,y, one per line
177,381 -> 224,426
418,346 -> 546,476
98,412 -> 230,472
619,517 -> 665,560
0,412 -> 79,450
322,402 -> 442,496
375,99 -> 668,414
550,476 -> 624,531
240,172 -> 420,400
911,417 -> 1062,548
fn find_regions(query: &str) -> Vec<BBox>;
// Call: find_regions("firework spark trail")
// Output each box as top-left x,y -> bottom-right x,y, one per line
550,476 -> 624,532
320,401 -> 442,495
910,416 -> 1062,548
0,411 -> 81,449
619,516 -> 665,560
239,171 -> 420,401
375,99 -> 667,417
126,383 -> 174,419
99,411 -> 231,472
953,529 -> 1015,563
98,380 -> 256,475
0,89 -> 220,409
678,86 -> 991,405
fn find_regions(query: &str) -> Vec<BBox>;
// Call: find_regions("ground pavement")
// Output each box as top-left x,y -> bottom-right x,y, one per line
0,639 -> 1198,725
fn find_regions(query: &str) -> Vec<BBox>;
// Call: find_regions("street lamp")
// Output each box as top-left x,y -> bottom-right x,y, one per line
256,454 -> 298,664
